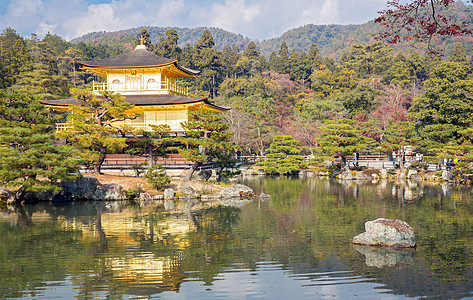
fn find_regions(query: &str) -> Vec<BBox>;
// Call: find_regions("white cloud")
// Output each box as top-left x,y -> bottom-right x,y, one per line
37,22 -> 57,36
66,3 -> 122,39
0,0 -> 387,41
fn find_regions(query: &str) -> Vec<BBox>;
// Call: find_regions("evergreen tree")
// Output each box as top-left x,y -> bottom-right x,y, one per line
407,51 -> 428,93
10,41 -> 68,99
308,43 -> 323,70
58,89 -> 140,174
342,42 -> 393,79
449,42 -> 468,63
259,135 -> 307,175
154,29 -> 181,59
335,84 -> 376,118
221,45 -> 240,78
57,47 -> 86,88
179,109 -> 235,181
289,50 -> 311,83
267,51 -> 280,73
42,33 -> 71,56
410,61 -> 473,128
382,121 -> 420,171
195,29 -> 215,50
314,119 -> 377,170
0,28 -> 31,89
277,41 -> 289,73
0,93 -> 82,199
409,61 -> 473,158
388,53 -> 411,87
236,41 -> 262,76
193,30 -> 221,98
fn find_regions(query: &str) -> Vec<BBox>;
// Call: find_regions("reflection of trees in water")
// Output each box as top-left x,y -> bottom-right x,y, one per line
243,177 -> 473,298
0,204 -> 86,299
3,180 -> 473,299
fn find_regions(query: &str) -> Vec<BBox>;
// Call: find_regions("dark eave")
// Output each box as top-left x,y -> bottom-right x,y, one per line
40,94 -> 230,111
78,47 -> 200,76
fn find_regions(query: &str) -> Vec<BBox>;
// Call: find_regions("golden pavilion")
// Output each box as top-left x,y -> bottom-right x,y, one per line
40,44 -> 229,133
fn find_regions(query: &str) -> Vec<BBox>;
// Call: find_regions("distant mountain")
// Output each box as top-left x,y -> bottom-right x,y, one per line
257,23 -> 378,58
71,26 -> 252,51
71,1 -> 473,59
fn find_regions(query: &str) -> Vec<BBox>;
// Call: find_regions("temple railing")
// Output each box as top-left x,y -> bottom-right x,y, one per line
55,122 -> 185,133
92,81 -> 189,96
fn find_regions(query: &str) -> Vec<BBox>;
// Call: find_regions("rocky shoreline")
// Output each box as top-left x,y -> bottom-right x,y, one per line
0,174 -> 259,204
0,165 -> 467,204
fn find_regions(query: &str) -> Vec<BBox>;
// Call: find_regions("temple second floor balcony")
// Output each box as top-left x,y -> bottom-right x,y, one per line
92,80 -> 189,96
55,121 -> 186,133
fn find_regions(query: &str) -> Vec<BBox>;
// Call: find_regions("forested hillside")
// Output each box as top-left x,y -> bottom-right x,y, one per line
71,26 -> 252,52
70,1 -> 473,59
1,0 -> 473,177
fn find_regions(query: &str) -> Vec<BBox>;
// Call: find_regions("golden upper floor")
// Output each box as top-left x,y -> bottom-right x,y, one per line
78,45 -> 199,97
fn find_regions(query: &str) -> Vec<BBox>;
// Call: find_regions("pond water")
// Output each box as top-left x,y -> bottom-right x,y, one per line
1,177 -> 473,299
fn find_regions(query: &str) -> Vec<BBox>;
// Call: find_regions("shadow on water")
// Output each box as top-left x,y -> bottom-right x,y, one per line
1,178 -> 473,298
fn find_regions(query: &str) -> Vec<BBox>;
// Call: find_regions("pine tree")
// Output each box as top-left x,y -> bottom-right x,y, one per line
0,93 -> 82,199
277,41 -> 289,73
236,42 -> 262,76
179,109 -> 235,181
382,121 -> 420,171
449,42 -> 468,63
195,29 -> 215,50
154,29 -> 181,59
0,28 -> 31,89
10,41 -> 68,99
193,30 -> 221,98
259,135 -> 307,175
308,43 -> 323,70
314,119 -> 377,170
57,89 -> 140,174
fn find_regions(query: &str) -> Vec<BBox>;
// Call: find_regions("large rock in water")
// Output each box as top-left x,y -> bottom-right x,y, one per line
219,184 -> 253,198
60,175 -> 101,200
338,171 -> 353,181
352,218 -> 416,248
0,188 -> 13,202
94,183 -> 126,200
442,170 -> 454,181
354,173 -> 371,181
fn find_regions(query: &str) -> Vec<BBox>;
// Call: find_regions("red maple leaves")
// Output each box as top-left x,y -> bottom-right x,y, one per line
375,0 -> 472,54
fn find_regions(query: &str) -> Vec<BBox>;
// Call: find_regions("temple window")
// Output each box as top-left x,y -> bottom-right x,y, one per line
147,78 -> 158,89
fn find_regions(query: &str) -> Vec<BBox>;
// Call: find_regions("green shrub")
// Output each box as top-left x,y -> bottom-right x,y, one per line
124,186 -> 144,200
408,161 -> 428,171
259,135 -> 307,176
144,164 -> 171,190
131,162 -> 147,177
362,168 -> 380,176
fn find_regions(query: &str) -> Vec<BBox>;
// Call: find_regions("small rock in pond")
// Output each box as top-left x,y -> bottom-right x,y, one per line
258,192 -> 271,199
164,188 -> 175,200
352,218 -> 416,248
220,184 -> 253,198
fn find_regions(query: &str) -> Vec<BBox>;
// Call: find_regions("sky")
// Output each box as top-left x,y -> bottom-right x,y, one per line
0,0 -> 389,41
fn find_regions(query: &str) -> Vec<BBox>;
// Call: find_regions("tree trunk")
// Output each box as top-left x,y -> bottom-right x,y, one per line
148,144 -> 154,168
399,149 -> 405,172
339,153 -> 349,171
183,161 -> 202,181
94,146 -> 107,175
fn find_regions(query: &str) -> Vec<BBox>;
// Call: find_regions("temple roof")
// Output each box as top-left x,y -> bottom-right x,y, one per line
78,46 -> 200,76
40,94 -> 230,112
